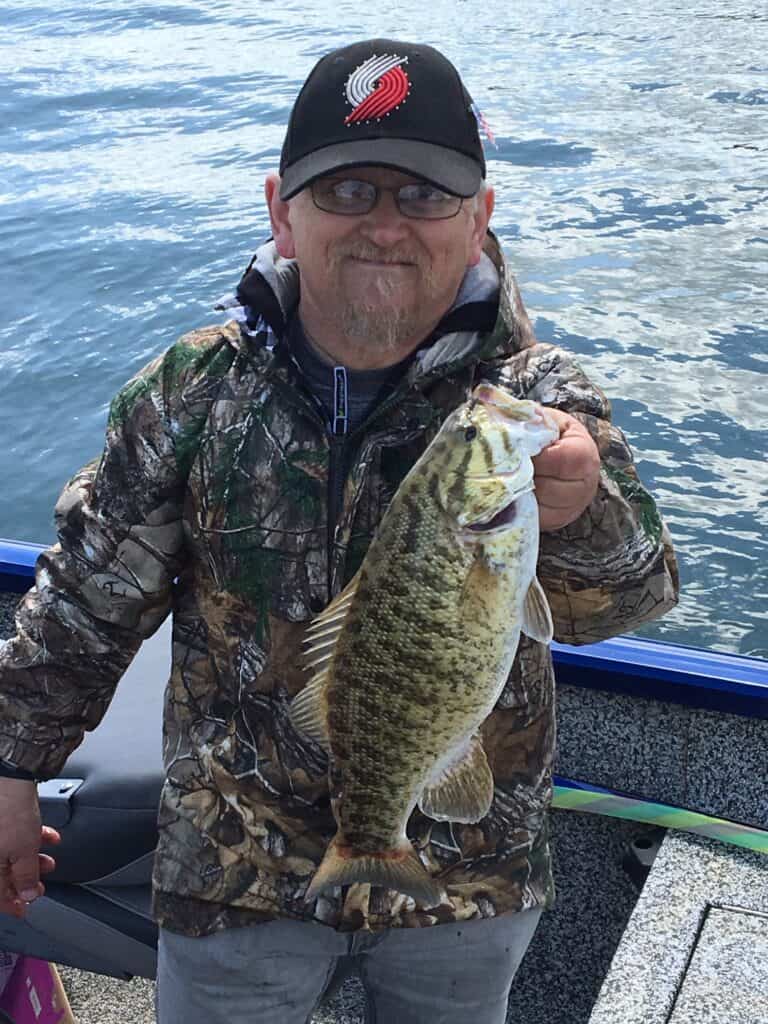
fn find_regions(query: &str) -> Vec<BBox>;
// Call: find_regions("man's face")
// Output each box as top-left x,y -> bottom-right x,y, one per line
266,167 -> 493,355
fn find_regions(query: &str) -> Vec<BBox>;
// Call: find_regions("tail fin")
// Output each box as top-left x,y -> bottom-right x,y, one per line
306,835 -> 443,909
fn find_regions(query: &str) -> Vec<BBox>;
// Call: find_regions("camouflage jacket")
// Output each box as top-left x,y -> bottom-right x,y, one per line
0,234 -> 678,936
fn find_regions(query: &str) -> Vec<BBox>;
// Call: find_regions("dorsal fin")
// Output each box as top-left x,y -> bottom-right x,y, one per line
304,617 -> 352,642
300,636 -> 337,655
302,568 -> 363,669
289,670 -> 331,750
291,571 -> 364,751
307,570 -> 362,626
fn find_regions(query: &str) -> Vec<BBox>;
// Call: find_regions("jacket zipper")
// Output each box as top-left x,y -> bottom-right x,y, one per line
265,354 -> 349,602
327,367 -> 349,599
265,344 -> 478,602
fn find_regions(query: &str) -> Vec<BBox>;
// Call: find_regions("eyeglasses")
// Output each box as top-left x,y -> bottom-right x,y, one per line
310,178 -> 465,220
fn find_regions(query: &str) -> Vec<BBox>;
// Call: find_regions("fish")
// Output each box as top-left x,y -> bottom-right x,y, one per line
290,383 -> 559,908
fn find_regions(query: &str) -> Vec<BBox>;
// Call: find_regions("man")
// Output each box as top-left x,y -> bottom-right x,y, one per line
0,39 -> 678,1023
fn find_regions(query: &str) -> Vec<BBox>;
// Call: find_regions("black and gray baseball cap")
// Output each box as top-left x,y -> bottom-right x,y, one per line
279,39 -> 486,200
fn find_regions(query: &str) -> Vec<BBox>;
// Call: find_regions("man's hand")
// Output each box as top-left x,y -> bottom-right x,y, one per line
533,409 -> 601,532
0,779 -> 60,919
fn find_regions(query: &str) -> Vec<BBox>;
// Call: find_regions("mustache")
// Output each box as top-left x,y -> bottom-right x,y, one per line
333,243 -> 425,266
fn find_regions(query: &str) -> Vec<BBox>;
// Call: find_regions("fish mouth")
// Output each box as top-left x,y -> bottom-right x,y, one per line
462,478 -> 535,534
465,497 -> 520,533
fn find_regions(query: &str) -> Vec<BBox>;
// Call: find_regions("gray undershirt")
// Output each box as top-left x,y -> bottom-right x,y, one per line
287,316 -> 410,435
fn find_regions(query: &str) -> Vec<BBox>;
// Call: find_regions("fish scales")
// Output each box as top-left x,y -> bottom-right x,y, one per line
290,385 -> 559,907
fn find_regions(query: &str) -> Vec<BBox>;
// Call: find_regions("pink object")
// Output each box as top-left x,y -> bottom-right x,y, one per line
0,956 -> 74,1023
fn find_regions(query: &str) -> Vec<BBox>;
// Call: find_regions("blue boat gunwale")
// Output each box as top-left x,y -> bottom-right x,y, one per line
2,538 -> 767,718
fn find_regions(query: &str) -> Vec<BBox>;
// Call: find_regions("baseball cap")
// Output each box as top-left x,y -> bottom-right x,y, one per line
279,39 -> 486,200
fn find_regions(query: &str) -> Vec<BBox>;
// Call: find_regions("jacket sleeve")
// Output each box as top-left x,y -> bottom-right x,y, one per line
0,330 -> 227,779
517,343 -> 679,645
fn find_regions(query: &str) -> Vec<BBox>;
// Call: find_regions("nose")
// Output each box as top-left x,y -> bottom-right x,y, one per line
358,188 -> 411,248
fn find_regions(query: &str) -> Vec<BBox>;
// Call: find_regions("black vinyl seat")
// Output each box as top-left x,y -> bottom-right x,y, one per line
41,621 -> 170,884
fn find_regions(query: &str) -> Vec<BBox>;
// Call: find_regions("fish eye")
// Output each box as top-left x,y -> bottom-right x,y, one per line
464,426 -> 477,442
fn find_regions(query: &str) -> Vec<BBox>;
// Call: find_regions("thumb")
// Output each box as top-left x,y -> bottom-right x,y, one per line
11,851 -> 44,901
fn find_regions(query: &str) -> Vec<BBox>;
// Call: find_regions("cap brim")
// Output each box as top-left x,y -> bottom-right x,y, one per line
279,138 -> 483,200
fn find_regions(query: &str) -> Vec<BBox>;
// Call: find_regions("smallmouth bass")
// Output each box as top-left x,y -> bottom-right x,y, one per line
291,384 -> 559,908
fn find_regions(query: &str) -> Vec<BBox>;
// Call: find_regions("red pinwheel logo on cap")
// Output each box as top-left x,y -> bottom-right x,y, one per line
344,54 -> 410,125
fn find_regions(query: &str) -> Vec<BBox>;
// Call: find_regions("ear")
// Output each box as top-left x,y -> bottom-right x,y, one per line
467,185 -> 495,267
265,173 -> 296,259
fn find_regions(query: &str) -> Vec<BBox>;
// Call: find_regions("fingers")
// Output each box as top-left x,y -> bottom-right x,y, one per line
0,863 -> 43,919
2,889 -> 44,919
535,441 -> 596,481
14,828 -> 61,897
0,828 -> 61,917
537,476 -> 593,510
533,410 -> 600,531
41,826 -> 61,846
0,858 -> 54,919
9,850 -> 46,903
0,782 -> 58,918
535,415 -> 600,478
0,861 -> 21,917
39,853 -> 57,875
537,479 -> 596,532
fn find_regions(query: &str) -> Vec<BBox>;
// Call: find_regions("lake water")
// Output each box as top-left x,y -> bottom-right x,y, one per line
0,0 -> 766,656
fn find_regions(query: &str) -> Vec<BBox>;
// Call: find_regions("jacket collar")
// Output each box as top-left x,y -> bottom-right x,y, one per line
217,230 -> 534,375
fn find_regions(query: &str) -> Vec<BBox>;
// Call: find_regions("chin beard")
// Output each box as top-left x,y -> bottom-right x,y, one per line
338,304 -> 422,351
336,259 -> 437,350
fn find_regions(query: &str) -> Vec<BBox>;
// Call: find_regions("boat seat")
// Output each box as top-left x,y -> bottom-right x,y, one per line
40,620 -> 170,884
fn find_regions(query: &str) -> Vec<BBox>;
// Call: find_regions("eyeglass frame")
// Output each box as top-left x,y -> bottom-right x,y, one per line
309,176 -> 466,221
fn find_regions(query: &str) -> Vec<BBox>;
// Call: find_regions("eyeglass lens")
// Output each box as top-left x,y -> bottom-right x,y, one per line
311,179 -> 463,220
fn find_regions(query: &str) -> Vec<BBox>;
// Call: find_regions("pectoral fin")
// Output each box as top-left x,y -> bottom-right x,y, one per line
522,576 -> 554,643
419,735 -> 494,824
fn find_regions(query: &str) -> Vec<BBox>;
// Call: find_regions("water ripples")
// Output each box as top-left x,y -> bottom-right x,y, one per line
1,0 -> 766,655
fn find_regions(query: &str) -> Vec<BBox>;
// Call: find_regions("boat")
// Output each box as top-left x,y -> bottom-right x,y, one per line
1,537 -> 766,1022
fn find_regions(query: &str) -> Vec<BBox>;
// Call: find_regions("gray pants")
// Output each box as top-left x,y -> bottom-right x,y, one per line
156,909 -> 542,1024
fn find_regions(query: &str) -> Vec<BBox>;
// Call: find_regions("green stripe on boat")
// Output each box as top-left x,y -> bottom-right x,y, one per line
552,784 -> 768,854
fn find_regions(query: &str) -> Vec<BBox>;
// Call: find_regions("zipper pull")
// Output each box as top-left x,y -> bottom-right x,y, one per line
332,366 -> 349,436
